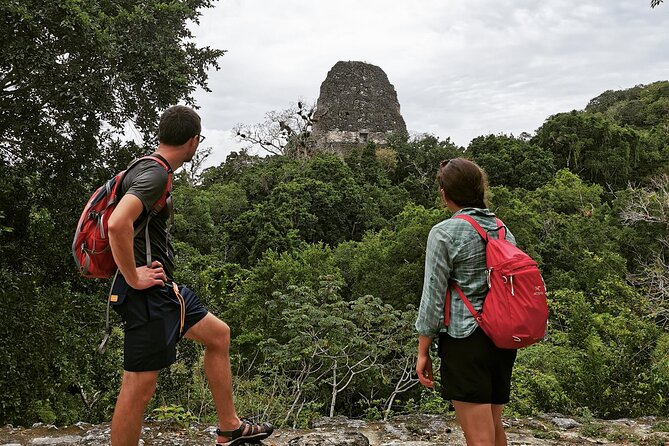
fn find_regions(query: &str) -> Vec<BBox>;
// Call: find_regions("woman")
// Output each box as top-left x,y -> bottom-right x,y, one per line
415,158 -> 517,446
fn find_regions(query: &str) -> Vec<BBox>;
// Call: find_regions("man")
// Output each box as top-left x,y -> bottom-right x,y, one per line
107,105 -> 273,446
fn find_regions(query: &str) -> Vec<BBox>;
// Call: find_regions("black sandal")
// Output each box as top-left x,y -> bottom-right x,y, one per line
215,418 -> 274,446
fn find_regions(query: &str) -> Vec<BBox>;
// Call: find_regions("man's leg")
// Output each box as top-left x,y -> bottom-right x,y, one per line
452,400 -> 496,446
111,370 -> 159,446
185,313 -> 241,441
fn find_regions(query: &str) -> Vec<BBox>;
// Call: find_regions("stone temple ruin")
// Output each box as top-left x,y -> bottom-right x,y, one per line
311,61 -> 407,155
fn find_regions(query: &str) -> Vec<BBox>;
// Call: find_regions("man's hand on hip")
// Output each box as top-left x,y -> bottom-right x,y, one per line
128,261 -> 167,290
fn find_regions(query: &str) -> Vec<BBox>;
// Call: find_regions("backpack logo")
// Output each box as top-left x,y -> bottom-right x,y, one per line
444,215 -> 549,349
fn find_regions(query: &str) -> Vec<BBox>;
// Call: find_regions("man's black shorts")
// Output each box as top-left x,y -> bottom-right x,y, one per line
438,328 -> 517,405
111,276 -> 208,372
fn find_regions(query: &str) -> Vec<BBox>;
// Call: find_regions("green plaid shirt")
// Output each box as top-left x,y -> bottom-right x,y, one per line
415,208 -> 516,339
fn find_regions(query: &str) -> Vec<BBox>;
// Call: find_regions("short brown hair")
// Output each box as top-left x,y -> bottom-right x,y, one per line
158,105 -> 201,146
437,158 -> 489,208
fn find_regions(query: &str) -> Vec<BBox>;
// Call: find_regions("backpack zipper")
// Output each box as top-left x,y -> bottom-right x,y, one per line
98,213 -> 105,238
502,274 -> 516,296
510,275 -> 514,296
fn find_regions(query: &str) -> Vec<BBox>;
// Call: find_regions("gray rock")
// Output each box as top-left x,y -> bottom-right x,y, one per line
31,436 -> 82,444
611,418 -> 637,426
526,419 -> 549,430
381,442 -> 436,446
538,412 -> 567,420
383,423 -> 409,441
309,416 -> 367,430
288,431 -> 369,446
551,417 -> 581,430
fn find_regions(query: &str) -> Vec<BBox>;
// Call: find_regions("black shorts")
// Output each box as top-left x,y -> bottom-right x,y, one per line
111,276 -> 208,372
438,328 -> 517,405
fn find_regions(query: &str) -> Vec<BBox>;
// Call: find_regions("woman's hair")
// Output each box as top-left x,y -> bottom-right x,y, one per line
437,158 -> 489,208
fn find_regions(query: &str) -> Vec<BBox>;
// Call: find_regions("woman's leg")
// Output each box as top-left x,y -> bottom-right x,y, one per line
491,404 -> 507,446
452,400 -> 495,446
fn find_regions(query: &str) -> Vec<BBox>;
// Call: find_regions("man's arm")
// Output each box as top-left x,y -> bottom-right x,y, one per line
108,193 -> 166,290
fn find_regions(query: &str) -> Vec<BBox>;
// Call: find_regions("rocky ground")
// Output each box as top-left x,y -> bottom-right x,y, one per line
2,414 -> 669,445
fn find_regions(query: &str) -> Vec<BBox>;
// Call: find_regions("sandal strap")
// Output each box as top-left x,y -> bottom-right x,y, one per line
216,418 -> 268,439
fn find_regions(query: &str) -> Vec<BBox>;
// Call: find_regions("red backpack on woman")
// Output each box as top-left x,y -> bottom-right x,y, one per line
444,215 -> 548,349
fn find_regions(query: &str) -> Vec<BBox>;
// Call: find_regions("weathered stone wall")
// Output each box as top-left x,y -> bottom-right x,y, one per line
312,61 -> 407,155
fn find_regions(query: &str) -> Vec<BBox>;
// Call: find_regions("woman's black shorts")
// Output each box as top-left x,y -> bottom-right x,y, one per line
110,276 -> 208,372
438,328 -> 517,404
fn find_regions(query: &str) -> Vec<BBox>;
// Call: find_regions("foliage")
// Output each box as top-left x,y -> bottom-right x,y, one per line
533,111 -> 649,188
387,134 -> 464,207
0,0 -> 223,425
3,26 -> 669,428
152,405 -> 196,429
586,81 -> 669,130
467,134 -> 556,190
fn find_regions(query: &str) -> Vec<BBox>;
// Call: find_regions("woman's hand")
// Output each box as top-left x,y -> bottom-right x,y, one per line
416,335 -> 435,388
416,353 -> 434,388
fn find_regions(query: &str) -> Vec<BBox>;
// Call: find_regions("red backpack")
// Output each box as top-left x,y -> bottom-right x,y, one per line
444,214 -> 548,349
72,156 -> 173,279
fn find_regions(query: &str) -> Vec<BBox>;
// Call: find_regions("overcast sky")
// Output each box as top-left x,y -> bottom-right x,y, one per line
190,0 -> 669,167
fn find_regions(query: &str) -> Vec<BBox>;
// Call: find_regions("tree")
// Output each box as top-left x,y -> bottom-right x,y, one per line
2,0 -> 224,171
585,82 -> 669,130
467,134 -> 556,190
0,0 -> 224,424
234,100 -> 316,158
532,111 -> 646,189
388,134 -> 464,206
619,175 -> 669,326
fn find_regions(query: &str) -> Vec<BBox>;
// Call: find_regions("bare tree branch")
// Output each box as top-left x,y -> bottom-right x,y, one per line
621,175 -> 669,326
233,100 -> 316,158
384,355 -> 419,420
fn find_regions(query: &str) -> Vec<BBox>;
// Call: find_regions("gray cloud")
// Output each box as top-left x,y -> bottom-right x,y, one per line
192,0 -> 669,166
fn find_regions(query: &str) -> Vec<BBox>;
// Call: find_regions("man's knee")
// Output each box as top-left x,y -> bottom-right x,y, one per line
207,320 -> 230,351
120,371 -> 158,406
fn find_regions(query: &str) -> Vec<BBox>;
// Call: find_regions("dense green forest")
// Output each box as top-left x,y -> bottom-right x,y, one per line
2,0 -> 669,428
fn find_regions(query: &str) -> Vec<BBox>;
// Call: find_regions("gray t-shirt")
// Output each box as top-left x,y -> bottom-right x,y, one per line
120,157 -> 175,280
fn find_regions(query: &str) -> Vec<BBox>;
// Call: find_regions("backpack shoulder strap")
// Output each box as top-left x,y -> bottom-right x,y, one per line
140,155 -> 173,212
454,214 -> 507,241
444,280 -> 482,325
453,214 -> 487,240
495,218 -> 506,240
124,155 -> 174,267
139,154 -> 173,174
